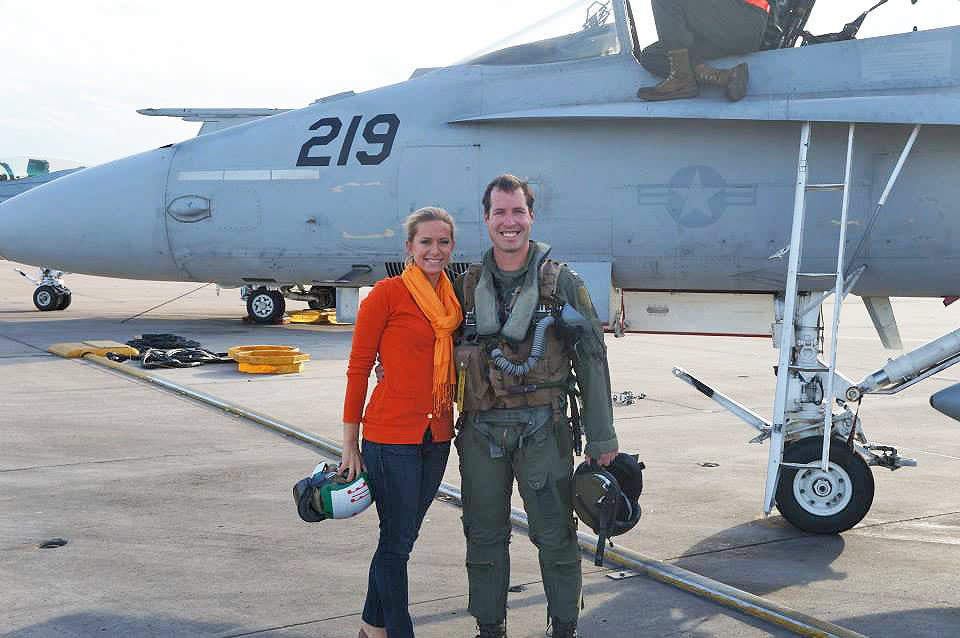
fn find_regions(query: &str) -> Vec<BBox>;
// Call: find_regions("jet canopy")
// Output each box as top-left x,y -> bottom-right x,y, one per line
459,0 -> 622,66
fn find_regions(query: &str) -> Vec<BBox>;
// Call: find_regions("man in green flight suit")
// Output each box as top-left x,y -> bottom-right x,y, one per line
454,174 -> 619,638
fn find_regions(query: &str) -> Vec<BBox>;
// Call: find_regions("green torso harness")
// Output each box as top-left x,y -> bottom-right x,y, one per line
455,243 -> 572,414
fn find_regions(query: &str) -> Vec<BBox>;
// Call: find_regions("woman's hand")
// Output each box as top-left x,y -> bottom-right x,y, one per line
340,422 -> 365,481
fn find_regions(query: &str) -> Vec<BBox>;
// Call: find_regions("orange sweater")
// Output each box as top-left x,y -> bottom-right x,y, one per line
343,277 -> 455,443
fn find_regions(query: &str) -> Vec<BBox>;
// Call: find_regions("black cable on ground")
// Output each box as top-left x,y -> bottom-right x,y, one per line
120,283 -> 213,323
109,334 -> 232,368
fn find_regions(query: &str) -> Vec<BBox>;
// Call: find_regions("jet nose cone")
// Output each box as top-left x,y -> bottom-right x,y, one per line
0,149 -> 180,279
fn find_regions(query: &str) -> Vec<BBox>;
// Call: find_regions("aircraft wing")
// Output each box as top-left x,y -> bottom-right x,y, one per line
138,95 -> 356,135
137,108 -> 290,136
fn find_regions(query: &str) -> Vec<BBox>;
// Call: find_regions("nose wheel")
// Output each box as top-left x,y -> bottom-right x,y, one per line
775,436 -> 874,534
19,268 -> 71,311
245,288 -> 286,324
33,285 -> 71,311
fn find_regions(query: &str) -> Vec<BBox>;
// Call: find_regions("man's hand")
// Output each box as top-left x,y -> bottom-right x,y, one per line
585,449 -> 618,467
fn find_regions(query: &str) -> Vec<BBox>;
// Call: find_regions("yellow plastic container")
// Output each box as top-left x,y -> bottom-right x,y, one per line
238,362 -> 305,374
229,344 -> 309,374
288,310 -> 322,323
287,309 -> 342,324
228,345 -> 300,360
48,341 -> 139,359
238,352 -> 311,366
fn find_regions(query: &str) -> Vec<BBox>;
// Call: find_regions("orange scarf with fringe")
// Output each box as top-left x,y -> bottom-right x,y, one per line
401,264 -> 463,416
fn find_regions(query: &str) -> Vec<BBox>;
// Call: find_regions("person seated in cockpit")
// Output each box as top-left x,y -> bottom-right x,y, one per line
636,0 -> 770,102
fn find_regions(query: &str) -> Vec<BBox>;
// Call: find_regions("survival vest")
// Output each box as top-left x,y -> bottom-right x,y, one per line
455,257 -> 571,413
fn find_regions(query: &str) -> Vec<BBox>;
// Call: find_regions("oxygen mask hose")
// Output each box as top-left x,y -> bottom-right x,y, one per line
490,315 -> 555,376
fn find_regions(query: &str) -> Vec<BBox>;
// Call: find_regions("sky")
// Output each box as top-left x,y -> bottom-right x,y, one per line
2,0 -> 958,167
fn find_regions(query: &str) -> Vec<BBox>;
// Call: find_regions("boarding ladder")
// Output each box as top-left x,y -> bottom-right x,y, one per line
763,121 -> 922,515
762,122 -> 858,516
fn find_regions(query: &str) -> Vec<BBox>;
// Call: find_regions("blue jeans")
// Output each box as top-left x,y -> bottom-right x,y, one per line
361,434 -> 450,638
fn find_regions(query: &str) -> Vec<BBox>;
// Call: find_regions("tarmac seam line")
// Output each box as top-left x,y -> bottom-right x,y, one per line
0,450 -> 246,474
852,510 -> 960,531
77,353 -> 867,638
0,332 -> 51,353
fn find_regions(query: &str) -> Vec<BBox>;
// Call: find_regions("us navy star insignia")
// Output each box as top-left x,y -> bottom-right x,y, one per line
635,165 -> 756,229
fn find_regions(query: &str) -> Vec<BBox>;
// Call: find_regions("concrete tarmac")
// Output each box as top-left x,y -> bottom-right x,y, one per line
1,261 -> 959,637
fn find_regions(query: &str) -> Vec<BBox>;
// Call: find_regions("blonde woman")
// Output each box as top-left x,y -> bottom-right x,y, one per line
341,207 -> 462,638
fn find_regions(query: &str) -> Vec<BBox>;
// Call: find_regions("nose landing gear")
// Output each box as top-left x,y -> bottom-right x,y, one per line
17,267 -> 72,311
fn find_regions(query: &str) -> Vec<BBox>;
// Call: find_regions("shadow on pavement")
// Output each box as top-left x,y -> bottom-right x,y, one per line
673,518 -> 847,596
3,611 -> 315,638
841,606 -> 960,637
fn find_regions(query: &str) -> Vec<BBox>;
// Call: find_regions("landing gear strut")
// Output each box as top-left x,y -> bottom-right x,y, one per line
17,267 -> 71,311
307,285 -> 336,310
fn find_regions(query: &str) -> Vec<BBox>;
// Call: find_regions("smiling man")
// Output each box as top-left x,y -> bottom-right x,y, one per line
453,174 -> 619,638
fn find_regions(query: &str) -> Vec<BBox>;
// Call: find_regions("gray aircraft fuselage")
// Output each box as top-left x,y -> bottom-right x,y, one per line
1,2 -> 957,299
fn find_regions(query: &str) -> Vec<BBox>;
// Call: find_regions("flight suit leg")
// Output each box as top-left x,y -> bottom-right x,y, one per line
644,0 -> 767,74
457,414 -> 515,624
649,0 -> 696,52
685,0 -> 768,58
514,415 -> 581,623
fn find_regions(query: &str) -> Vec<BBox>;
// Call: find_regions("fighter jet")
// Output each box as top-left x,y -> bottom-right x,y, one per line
2,0 -> 959,534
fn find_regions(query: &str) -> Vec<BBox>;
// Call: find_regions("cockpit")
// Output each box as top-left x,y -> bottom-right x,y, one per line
456,0 -> 950,68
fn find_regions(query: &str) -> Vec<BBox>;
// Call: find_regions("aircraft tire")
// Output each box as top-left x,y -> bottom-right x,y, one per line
57,291 -> 72,310
775,436 -> 874,534
270,290 -> 286,318
33,285 -> 61,311
246,288 -> 285,324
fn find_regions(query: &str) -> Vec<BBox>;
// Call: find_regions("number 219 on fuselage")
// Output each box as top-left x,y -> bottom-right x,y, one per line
296,113 -> 400,168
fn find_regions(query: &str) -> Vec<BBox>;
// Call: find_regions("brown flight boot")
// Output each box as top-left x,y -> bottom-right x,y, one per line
637,48 -> 698,101
695,62 -> 749,102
